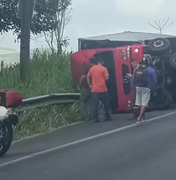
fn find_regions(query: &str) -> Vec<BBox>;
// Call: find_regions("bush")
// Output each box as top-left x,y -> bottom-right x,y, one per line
0,50 -> 80,140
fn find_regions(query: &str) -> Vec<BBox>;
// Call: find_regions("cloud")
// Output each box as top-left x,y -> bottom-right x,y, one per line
116,0 -> 165,17
1,0 -> 176,51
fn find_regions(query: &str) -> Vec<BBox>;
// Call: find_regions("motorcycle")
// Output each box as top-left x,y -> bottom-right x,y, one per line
0,92 -> 19,157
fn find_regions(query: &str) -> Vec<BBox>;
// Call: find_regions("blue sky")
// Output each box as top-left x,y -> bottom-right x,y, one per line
0,0 -> 175,52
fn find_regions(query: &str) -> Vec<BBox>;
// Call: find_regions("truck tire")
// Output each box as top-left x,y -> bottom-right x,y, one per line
147,100 -> 155,111
169,53 -> 176,69
153,90 -> 173,110
148,38 -> 170,55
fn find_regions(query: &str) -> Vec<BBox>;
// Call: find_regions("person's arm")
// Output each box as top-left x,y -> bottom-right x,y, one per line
87,70 -> 92,88
148,67 -> 157,96
78,75 -> 86,90
150,68 -> 157,87
104,67 -> 109,81
127,73 -> 132,78
132,75 -> 136,90
151,69 -> 157,96
79,75 -> 85,86
132,67 -> 138,88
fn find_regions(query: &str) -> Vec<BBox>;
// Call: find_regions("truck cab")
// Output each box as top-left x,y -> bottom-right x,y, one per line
71,44 -> 145,112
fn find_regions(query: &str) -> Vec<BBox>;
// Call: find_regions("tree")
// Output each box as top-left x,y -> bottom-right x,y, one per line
42,0 -> 71,53
0,0 -> 71,37
148,18 -> 173,34
0,0 -> 71,81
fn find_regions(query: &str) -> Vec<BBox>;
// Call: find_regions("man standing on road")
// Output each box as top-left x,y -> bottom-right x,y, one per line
78,69 -> 91,121
87,57 -> 112,123
133,54 -> 157,123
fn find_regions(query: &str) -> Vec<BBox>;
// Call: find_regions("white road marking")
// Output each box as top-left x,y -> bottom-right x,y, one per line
0,111 -> 176,168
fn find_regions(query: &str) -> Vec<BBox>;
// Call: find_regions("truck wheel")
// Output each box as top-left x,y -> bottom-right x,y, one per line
147,100 -> 155,111
169,53 -> 176,69
148,38 -> 170,54
154,90 -> 173,110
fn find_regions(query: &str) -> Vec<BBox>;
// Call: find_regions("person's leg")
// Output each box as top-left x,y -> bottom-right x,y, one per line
133,89 -> 140,118
137,88 -> 151,121
138,106 -> 145,121
143,89 -> 151,120
90,93 -> 99,122
80,91 -> 86,120
80,90 -> 90,120
83,100 -> 90,120
80,101 -> 85,120
129,89 -> 139,120
86,92 -> 92,120
100,92 -> 111,121
135,87 -> 142,123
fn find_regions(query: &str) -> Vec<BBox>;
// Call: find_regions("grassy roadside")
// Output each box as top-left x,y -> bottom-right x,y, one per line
0,50 -> 81,140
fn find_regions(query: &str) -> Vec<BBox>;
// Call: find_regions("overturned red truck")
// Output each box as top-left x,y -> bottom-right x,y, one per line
70,32 -> 176,113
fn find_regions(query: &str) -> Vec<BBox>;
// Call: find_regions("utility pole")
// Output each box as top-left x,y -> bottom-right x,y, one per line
17,0 -> 35,81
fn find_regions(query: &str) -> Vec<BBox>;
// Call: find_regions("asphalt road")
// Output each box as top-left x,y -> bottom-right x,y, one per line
1,110 -> 176,180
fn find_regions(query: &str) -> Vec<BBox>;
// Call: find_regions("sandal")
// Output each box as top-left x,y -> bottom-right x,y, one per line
136,118 -> 142,124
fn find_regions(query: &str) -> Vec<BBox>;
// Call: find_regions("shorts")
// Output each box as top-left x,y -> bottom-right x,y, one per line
135,87 -> 150,107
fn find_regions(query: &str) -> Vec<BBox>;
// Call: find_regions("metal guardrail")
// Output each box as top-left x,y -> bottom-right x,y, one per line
20,93 -> 80,111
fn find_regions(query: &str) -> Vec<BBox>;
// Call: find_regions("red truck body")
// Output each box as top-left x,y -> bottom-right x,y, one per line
71,44 -> 145,112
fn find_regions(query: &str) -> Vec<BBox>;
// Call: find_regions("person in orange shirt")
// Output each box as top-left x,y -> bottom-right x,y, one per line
87,57 -> 112,122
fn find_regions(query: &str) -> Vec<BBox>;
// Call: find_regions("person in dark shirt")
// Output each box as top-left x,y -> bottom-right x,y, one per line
79,69 -> 91,120
133,54 -> 157,123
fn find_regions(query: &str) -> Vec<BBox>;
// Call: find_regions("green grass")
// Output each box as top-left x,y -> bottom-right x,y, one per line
0,49 -> 81,140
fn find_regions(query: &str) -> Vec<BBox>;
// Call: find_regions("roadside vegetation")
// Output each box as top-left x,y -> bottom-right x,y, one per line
0,0 -> 80,140
0,50 -> 80,140
0,0 -> 79,139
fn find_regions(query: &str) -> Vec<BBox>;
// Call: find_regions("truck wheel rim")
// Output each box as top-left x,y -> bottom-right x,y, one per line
153,40 -> 164,48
